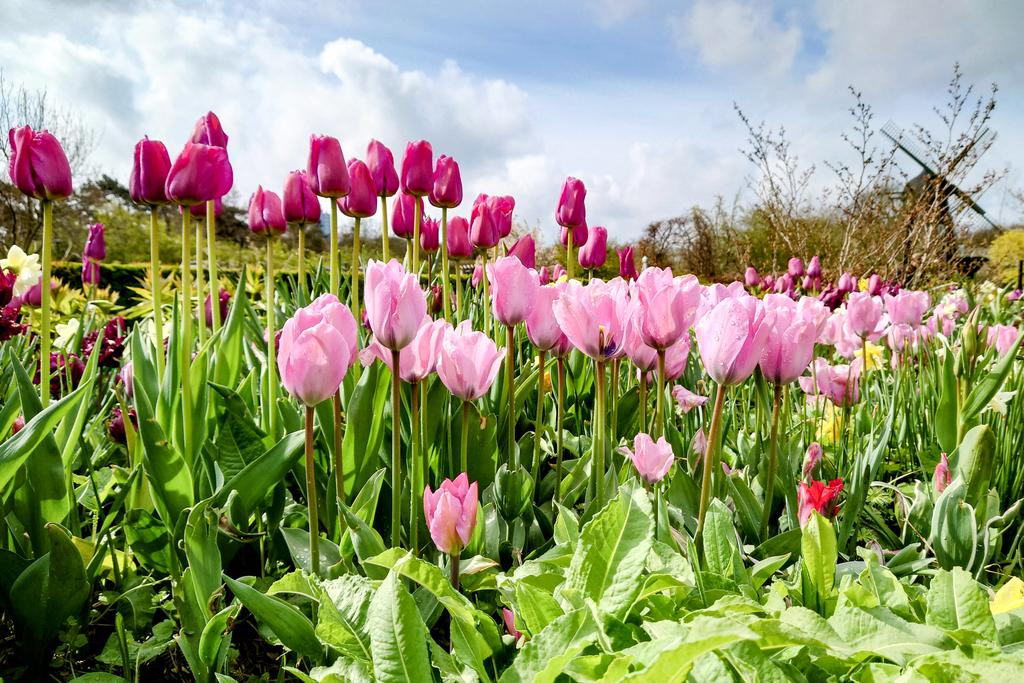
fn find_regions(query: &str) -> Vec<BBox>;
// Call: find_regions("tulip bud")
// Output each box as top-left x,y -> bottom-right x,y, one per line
205,288 -> 231,328
424,473 -> 479,554
7,125 -> 73,200
618,246 -> 638,280
788,257 -> 804,278
391,193 -> 422,239
339,159 -> 378,219
165,142 -> 233,205
507,234 -> 536,269
84,223 -> 106,262
366,139 -> 399,197
933,453 -> 951,493
867,273 -> 883,296
837,272 -> 855,293
129,136 -> 172,206
802,275 -> 814,291
807,255 -> 822,279
283,171 -> 321,225
494,464 -> 534,522
447,216 -> 472,259
11,415 -> 25,435
401,140 -> 433,196
247,186 -> 287,235
491,195 -> 515,238
421,216 -> 440,253
556,176 -> 586,228
560,223 -> 588,248
744,266 -> 760,288
81,257 -> 100,286
578,226 -> 607,269
802,442 -> 823,478
429,154 -> 462,208
470,198 -> 499,249
307,134 -> 350,198
190,111 -> 228,148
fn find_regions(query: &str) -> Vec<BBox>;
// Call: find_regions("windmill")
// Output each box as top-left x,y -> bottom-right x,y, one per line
880,120 -> 999,275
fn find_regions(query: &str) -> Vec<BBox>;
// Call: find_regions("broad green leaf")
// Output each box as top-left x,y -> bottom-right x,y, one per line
828,605 -> 952,665
702,498 -> 748,588
935,346 -> 957,453
622,629 -> 748,682
925,567 -> 997,642
185,500 -> 222,616
514,580 -> 564,636
367,571 -> 432,683
498,608 -> 596,683
801,511 -> 837,616
961,330 -> 1023,421
342,363 -> 390,497
316,574 -> 374,663
223,574 -> 322,660
212,431 -> 304,520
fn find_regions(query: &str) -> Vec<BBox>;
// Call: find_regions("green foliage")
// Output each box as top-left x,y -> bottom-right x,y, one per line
987,229 -> 1024,285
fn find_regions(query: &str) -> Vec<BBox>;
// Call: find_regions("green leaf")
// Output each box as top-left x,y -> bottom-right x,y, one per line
212,431 -> 304,520
929,478 -> 977,571
936,346 -> 958,453
925,567 -> 997,642
367,571 -> 432,683
622,629 -> 747,682
800,510 -> 837,616
223,574 -> 322,661
961,330 -> 1023,421
316,574 -> 374,663
210,390 -> 266,480
498,608 -> 596,683
343,364 -> 390,498
184,501 -> 222,615
514,580 -> 564,636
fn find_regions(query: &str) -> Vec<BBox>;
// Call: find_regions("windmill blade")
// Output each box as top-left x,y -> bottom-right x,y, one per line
881,121 -> 937,175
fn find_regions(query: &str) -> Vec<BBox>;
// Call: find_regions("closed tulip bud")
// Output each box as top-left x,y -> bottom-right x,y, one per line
470,199 -> 499,249
788,257 -> 804,278
8,125 -> 73,200
423,473 -> 478,555
366,139 -> 399,197
165,142 -> 233,205
430,154 -> 462,208
527,281 -> 569,352
618,432 -> 674,484
807,255 -> 822,278
81,257 -> 100,286
401,140 -> 433,196
556,176 -> 586,228
339,158 -> 378,218
695,295 -> 774,386
507,234 -> 536,269
560,223 -> 588,248
84,223 -> 106,261
429,284 -> 443,315
933,452 -> 951,493
802,275 -> 814,291
364,260 -> 427,350
277,306 -> 352,406
247,186 -> 287,235
837,272 -> 855,293
186,197 -> 221,217
421,216 -> 440,253
491,195 -> 515,238
205,288 -> 231,328
190,111 -> 228,148
471,264 -> 483,288
437,321 -> 505,400
550,264 -> 567,282
118,362 -> 134,398
744,266 -> 761,288
129,136 -> 172,205
775,272 -> 792,293
762,274 -> 774,292
803,442 -> 823,478
867,273 -> 883,296
283,171 -> 321,225
447,216 -> 472,259
488,255 -> 539,326
539,266 -> 551,285
578,226 -> 607,269
618,246 -> 638,280
306,134 -> 350,198
391,193 -> 422,239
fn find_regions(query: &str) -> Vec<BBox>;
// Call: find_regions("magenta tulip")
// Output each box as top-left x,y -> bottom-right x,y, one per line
421,216 -> 440,254
366,139 -> 399,197
307,134 -> 350,198
797,478 -> 844,527
186,197 -> 221,217
470,196 -> 499,249
635,268 -> 702,350
436,321 -> 505,401
578,226 -> 607,269
447,216 -> 472,259
364,259 -> 427,350
807,256 -> 822,279
7,125 -> 73,200
837,272 -> 855,293
277,306 -> 351,406
788,257 -> 804,278
430,154 -> 462,208
867,273 -> 883,296
401,140 -> 433,196
694,295 -> 774,386
490,195 -> 515,238
471,264 -> 484,289
552,278 -> 631,361
744,266 -> 760,288
560,223 -> 588,249
339,158 -> 377,218
423,473 -> 478,555
165,142 -> 233,205
391,193 -> 422,239
129,136 -> 172,205
618,433 -> 674,484
507,234 -> 536,269
283,171 -> 321,225
248,186 -> 287,234
618,246 -> 638,280
556,176 -> 586,228
190,111 -> 228,148
488,255 -> 539,326
803,442 -> 823,478
81,258 -> 100,286
84,223 -> 106,261
205,288 -> 230,328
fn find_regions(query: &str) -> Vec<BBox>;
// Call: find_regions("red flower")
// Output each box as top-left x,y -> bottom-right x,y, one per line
797,477 -> 844,527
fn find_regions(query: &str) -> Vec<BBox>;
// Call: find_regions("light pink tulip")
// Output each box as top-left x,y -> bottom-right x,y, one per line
760,316 -> 817,385
437,321 -> 505,401
526,282 -> 569,352
798,358 -> 861,406
306,293 -> 359,367
552,278 -> 631,361
635,268 -> 702,350
845,292 -> 885,339
277,306 -> 351,406
986,324 -> 1020,356
802,442 -> 823,478
694,295 -> 774,386
884,290 -> 930,327
488,255 -> 539,327
361,317 -> 447,383
364,260 -> 427,351
424,473 -> 478,554
663,334 -> 692,380
618,433 -> 675,484
691,428 -> 708,465
671,385 -> 707,413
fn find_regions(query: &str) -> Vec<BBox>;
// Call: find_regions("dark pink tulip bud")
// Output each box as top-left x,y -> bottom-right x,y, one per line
430,154 -> 462,208
186,197 -> 222,217
551,264 -> 567,282
744,266 -> 760,288
470,199 -> 499,249
23,278 -> 59,307
129,136 -> 171,205
11,415 -> 25,435
248,185 -> 287,235
307,134 -> 350,198
447,216 -> 472,259
837,272 -> 855,293
421,216 -> 440,253
618,246 -> 638,280
205,288 -> 230,328
933,453 -> 951,493
788,257 -> 804,278
429,284 -> 443,314
84,223 -> 106,261
807,255 -> 822,279
165,142 -> 233,205
867,273 -> 883,296
556,176 -> 586,228
762,274 -> 774,292
366,139 -> 399,197
471,264 -> 484,288
7,125 -> 73,200
400,140 -> 433,196
508,234 -> 536,269
560,222 -> 588,248
539,266 -> 551,285
578,226 -> 607,269
802,275 -> 814,291
81,257 -> 100,286
339,159 -> 378,218
391,193 -> 422,239
490,195 -> 515,238
190,111 -> 228,148
283,170 -> 321,225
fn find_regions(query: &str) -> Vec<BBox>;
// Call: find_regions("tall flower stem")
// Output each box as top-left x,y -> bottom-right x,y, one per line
506,325 -> 517,468
696,384 -> 727,543
460,400 -> 470,476
304,405 -> 321,576
592,359 -> 607,509
297,225 -> 306,302
180,209 -> 194,460
195,212 -> 206,345
390,349 -> 403,548
610,358 -> 620,444
410,382 -> 422,555
532,349 -> 547,499
639,375 -> 648,433
149,208 -> 164,381
351,217 -> 362,322
39,200 -> 52,407
481,252 -> 491,334
379,194 -> 391,261
329,199 -> 339,296
332,391 -> 345,513
265,236 -> 277,439
449,550 -> 460,591
555,357 -> 566,505
656,349 -> 667,438
440,207 -> 451,321
760,383 -> 783,540
454,260 -> 463,320
412,197 -> 422,279
566,231 -> 574,281
206,199 -> 220,331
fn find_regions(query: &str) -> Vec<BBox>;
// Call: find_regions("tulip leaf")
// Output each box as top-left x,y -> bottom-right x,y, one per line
961,330 -> 1023,422
497,608 -> 596,683
925,567 -> 997,642
936,346 -> 958,454
223,574 -> 322,661
212,430 -> 303,522
366,571 -> 431,683
342,363 -> 390,498
800,510 -> 838,617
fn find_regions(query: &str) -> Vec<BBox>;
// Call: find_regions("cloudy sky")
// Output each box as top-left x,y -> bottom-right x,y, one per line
3,0 -> 1022,242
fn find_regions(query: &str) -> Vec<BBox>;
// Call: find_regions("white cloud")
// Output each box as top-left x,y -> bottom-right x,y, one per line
585,0 -> 649,28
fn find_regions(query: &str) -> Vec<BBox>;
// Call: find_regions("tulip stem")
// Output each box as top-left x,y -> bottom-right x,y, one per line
304,405 -> 321,576
413,196 -> 421,280
150,208 -> 164,382
639,375 -> 648,434
297,226 -> 306,302
610,358 -> 619,444
410,381 -> 422,555
696,384 -> 727,546
461,400 -> 470,476
380,194 -> 391,261
593,359 -> 607,509
506,325 -> 517,468
352,217 -> 362,322
330,199 -> 339,296
265,236 -> 277,439
567,230 -> 574,281
195,211 -> 205,345
207,199 -> 220,331
454,260 -> 463,321
181,209 -> 194,461
481,252 -> 491,334
656,349 -> 667,438
555,357 -> 565,505
391,349 -> 403,548
441,207 -> 451,321
39,200 -> 52,407
449,550 -> 460,591
532,349 -> 547,501
333,391 -> 345,512
761,383 -> 783,540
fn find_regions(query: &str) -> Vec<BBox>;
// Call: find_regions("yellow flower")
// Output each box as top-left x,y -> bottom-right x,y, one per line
991,577 -> 1024,615
817,403 -> 844,444
858,278 -> 869,292
854,341 -> 884,371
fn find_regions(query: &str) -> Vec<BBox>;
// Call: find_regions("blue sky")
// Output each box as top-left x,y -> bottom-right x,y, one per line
4,0 -> 1022,241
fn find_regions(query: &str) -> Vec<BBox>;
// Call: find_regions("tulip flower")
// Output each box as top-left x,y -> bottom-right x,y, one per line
190,111 -> 228,148
391,192 -> 421,239
802,442 -> 823,478
338,158 -> 378,320
508,234 -> 536,269
884,290 -> 930,327
672,385 -> 708,414
551,264 -> 567,282
165,142 -> 232,205
560,224 -> 588,249
81,257 -> 100,287
470,197 -> 500,249
578,226 -> 607,270
933,453 -> 951,493
799,358 -> 862,407
129,137 -> 172,206
837,272 -> 855,293
807,256 -> 822,279
502,608 -> 523,641
986,324 -> 1021,356
618,246 -> 638,280
430,154 -> 462,208
83,222 -> 106,262
743,266 -> 761,288
471,264 -> 484,288
364,259 -> 427,351
204,288 -> 230,329
308,134 -> 350,294
788,257 -> 805,278
797,477 -> 843,527
424,473 -> 479,587
421,216 -> 440,254
247,186 -> 286,235
399,140 -> 432,272
282,170 -> 320,298
556,177 -> 587,279
367,139 -> 399,260
867,273 -> 883,296
447,216 -> 472,260
618,433 -> 674,485
845,292 -> 885,340
491,195 -> 516,239
108,406 -> 138,446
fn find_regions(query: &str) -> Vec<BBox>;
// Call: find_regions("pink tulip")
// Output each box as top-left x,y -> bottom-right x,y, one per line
933,453 -> 951,493
165,142 -> 233,205
283,171 -> 321,225
277,306 -> 351,406
366,139 -> 399,197
691,428 -> 708,465
447,216 -> 472,259
507,234 -> 536,269
129,136 -> 172,206
490,195 -> 515,238
471,264 -> 484,289
867,274 -> 883,296
423,473 -> 478,555
635,268 -> 702,350
663,335 -> 692,380
185,197 -> 222,218
436,321 -> 505,401
401,140 -> 433,196
307,293 -> 359,367
802,442 -> 823,478
743,266 -> 760,288
787,257 -> 804,278
694,295 -> 773,386
391,193 -> 422,239
119,362 -> 134,398
190,111 -> 228,148
623,313 -> 658,373
884,290 -> 930,326
429,154 -> 462,208
986,324 -> 1020,356
421,216 -> 440,253
799,358 -> 861,406
797,477 -> 843,527
539,266 -> 551,285
760,316 -> 816,385
526,282 -> 569,352
845,292 -> 885,339
339,158 -> 378,218
8,125 -> 73,200
672,385 -> 707,414
248,186 -> 287,234
470,196 -> 499,249
578,226 -> 607,269
364,259 -> 427,350
618,246 -> 638,280
550,264 -> 567,282
762,274 -> 775,292
361,317 -> 447,383
552,278 -> 631,361
488,256 -> 539,326
807,256 -> 822,279
502,608 -> 522,640
556,176 -> 586,228
697,281 -> 746,320
618,433 -> 674,484
306,134 -> 350,198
